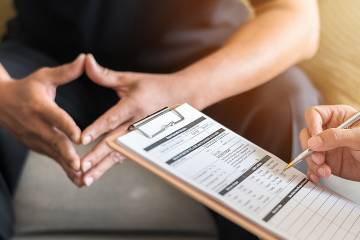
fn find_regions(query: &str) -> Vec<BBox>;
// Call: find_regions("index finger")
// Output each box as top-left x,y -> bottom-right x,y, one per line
81,122 -> 130,172
305,107 -> 324,136
81,99 -> 135,144
32,119 -> 81,171
41,102 -> 81,143
305,105 -> 357,136
46,54 -> 85,85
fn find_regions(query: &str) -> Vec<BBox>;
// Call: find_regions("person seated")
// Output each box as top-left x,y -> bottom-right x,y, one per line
0,1 -> 319,239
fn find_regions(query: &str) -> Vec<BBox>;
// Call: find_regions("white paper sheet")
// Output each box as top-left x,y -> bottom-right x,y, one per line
117,104 -> 360,240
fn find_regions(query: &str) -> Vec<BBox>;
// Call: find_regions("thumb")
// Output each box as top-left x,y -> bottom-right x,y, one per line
308,128 -> 360,151
47,53 -> 85,86
0,63 -> 11,81
85,54 -> 123,88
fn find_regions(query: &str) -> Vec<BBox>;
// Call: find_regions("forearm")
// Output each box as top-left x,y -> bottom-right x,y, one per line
179,0 -> 319,109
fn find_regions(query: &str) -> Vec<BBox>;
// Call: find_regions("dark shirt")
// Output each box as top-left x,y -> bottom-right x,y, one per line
7,0 -> 248,72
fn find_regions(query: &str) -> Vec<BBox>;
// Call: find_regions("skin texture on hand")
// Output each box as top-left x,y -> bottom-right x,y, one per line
300,105 -> 360,183
0,0 -> 319,187
80,54 -> 190,186
79,0 -> 320,186
0,54 -> 85,186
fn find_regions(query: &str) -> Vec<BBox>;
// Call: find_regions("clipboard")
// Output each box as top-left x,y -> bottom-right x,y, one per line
107,104 -> 280,240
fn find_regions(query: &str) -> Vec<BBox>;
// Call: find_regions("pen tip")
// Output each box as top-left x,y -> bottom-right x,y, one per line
282,164 -> 292,173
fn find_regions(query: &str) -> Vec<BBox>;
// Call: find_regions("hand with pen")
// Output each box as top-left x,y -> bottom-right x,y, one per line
299,105 -> 360,183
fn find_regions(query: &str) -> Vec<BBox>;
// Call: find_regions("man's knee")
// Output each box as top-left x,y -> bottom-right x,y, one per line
229,66 -> 319,160
253,66 -> 320,134
0,128 -> 27,195
264,67 -> 320,159
204,66 -> 320,135
269,67 -> 320,110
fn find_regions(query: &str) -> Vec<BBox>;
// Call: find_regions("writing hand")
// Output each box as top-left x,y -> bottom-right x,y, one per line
299,105 -> 360,183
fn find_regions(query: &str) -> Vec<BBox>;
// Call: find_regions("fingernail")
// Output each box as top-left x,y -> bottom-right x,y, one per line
324,167 -> 331,177
72,161 -> 80,171
84,176 -> 94,187
113,152 -> 122,163
82,161 -> 92,172
72,135 -> 80,144
317,167 -> 326,177
310,174 -> 320,183
72,129 -> 81,144
75,54 -> 84,62
308,136 -> 323,149
312,154 -> 323,165
82,135 -> 92,145
87,54 -> 96,64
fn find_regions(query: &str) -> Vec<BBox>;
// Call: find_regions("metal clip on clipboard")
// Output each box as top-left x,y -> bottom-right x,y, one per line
128,106 -> 185,138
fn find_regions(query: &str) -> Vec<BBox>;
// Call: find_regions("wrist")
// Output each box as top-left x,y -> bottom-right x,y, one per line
0,80 -> 12,126
174,69 -> 214,110
0,80 -> 9,107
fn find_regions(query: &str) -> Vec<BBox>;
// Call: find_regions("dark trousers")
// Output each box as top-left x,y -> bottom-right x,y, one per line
0,41 -> 319,240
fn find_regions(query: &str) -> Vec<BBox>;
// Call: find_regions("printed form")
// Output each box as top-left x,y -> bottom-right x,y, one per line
116,104 -> 360,240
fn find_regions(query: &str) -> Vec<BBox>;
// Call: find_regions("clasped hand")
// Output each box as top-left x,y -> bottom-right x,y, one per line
0,54 -> 192,187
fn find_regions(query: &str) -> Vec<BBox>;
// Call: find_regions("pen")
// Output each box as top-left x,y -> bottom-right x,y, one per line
283,112 -> 360,172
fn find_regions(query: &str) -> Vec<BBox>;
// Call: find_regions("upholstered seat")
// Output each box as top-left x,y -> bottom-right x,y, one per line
1,0 -> 360,239
13,145 -> 217,240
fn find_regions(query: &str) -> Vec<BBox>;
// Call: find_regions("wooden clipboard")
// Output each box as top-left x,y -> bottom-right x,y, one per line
106,105 -> 281,240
